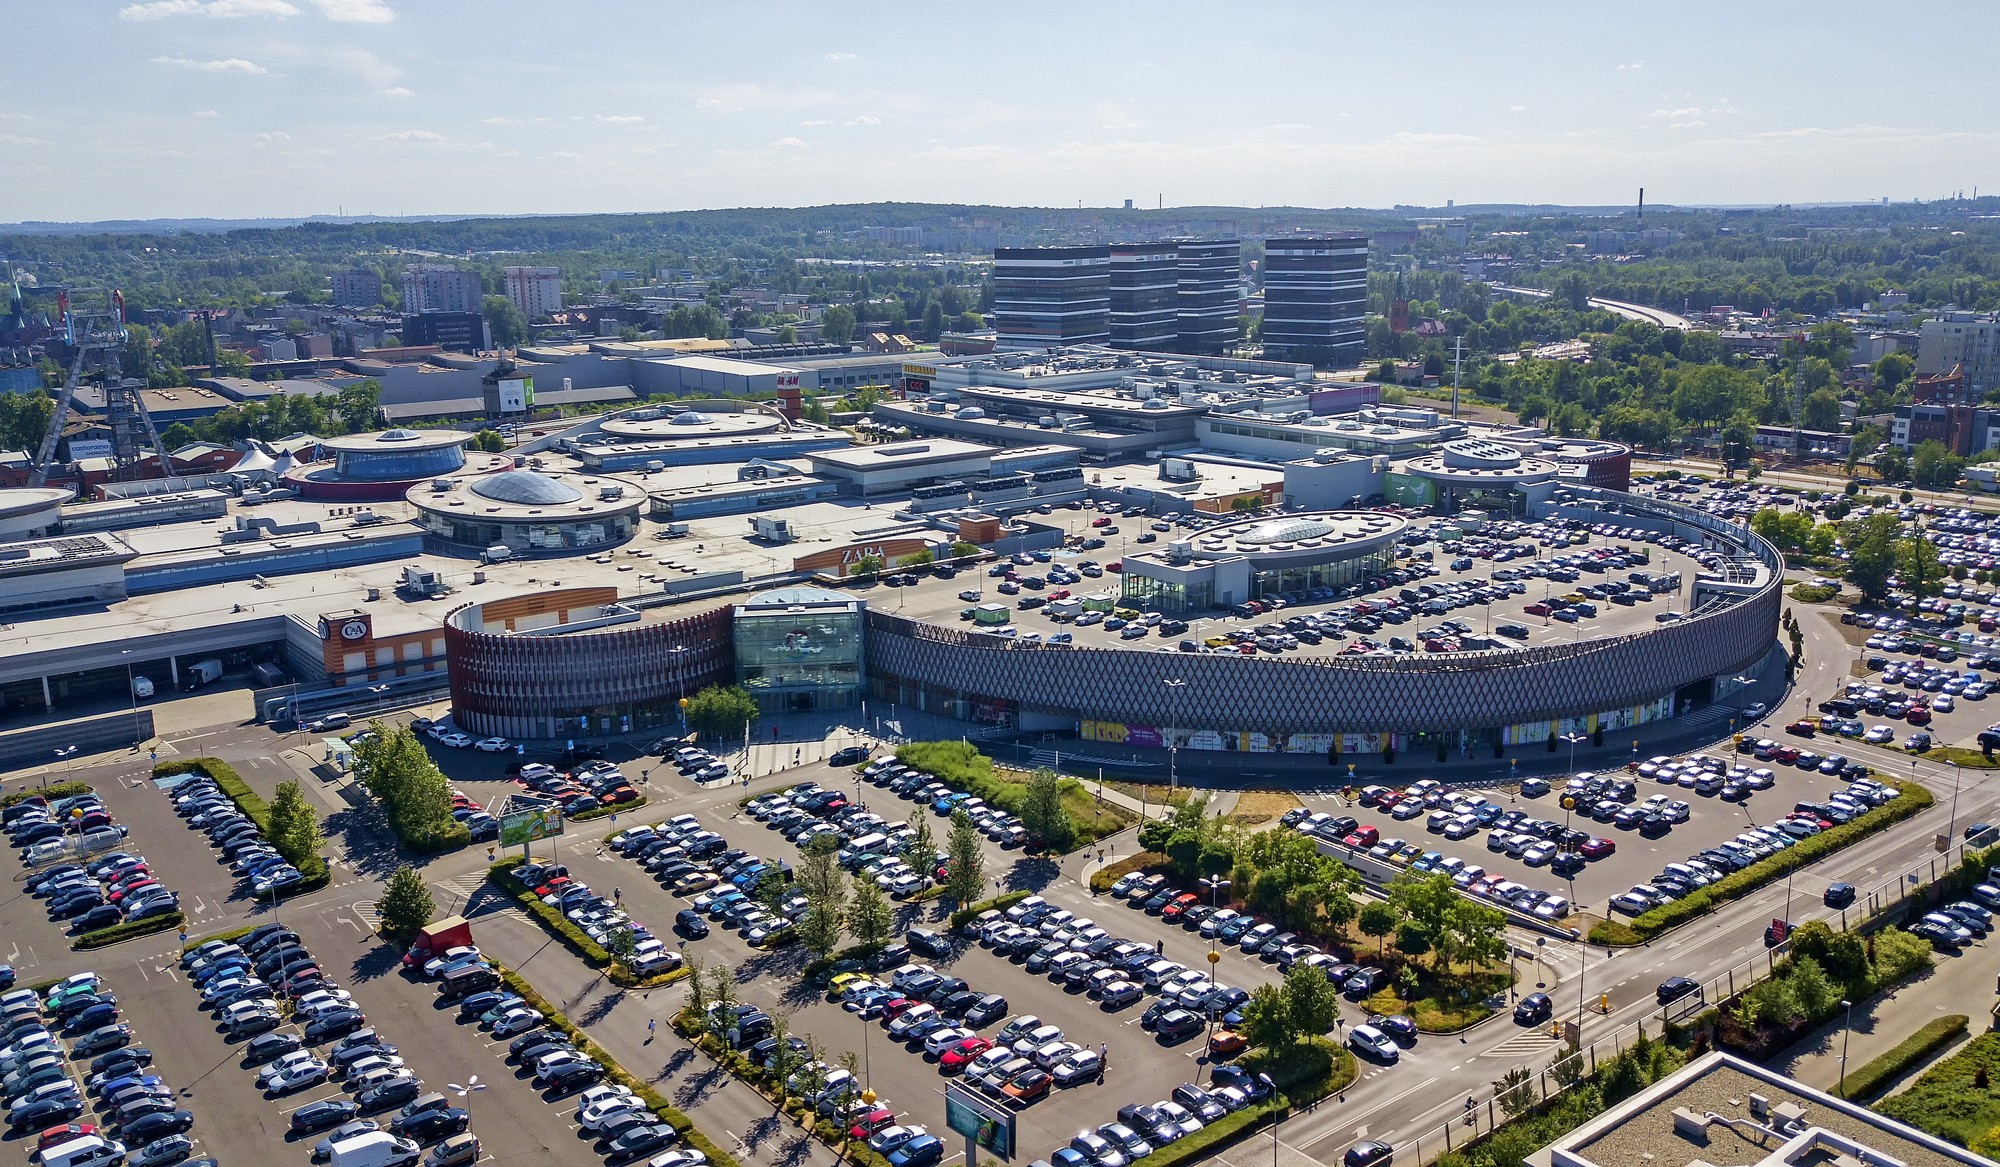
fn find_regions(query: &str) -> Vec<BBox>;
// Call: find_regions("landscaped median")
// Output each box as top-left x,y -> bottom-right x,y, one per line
487,857 -> 688,990
2,782 -> 91,808
496,965 -> 739,1167
1834,1014 -> 1967,1102
1588,780 -> 1935,946
894,741 -> 1134,849
72,910 -> 184,950
569,797 -> 650,823
153,758 -> 331,895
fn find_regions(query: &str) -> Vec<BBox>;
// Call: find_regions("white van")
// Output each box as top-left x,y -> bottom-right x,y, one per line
328,1130 -> 422,1167
839,833 -> 891,866
43,1138 -> 127,1167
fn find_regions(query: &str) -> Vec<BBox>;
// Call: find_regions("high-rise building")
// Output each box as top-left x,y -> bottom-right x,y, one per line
400,264 -> 485,314
400,312 -> 488,354
1260,234 -> 1369,367
504,266 -> 564,321
1107,244 -> 1180,351
330,269 -> 382,307
991,246 -> 1111,350
1919,312 -> 2000,401
1175,239 -> 1240,355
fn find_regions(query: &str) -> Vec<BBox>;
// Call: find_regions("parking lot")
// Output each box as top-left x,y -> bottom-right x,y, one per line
873,503 -> 1716,661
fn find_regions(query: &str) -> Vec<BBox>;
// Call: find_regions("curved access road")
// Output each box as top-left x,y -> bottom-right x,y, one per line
1491,284 -> 1697,331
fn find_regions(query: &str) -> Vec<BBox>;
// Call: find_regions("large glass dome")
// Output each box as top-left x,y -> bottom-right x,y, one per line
469,471 -> 584,506
1236,517 -> 1341,545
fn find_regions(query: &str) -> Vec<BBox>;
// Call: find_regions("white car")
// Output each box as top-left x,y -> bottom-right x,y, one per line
437,731 -> 475,748
923,1026 -> 975,1057
1864,724 -> 1895,744
1348,1024 -> 1399,1062
475,737 -> 511,753
580,1094 -> 649,1130
1934,695 -> 1957,713
263,1058 -> 330,1094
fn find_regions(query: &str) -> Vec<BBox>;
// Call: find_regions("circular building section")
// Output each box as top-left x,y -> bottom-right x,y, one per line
599,409 -> 786,441
444,588 -> 734,740
408,468 -> 646,553
1403,440 -> 1558,515
1120,509 -> 1407,615
286,428 -> 509,501
1517,437 -> 1633,493
0,488 -> 70,540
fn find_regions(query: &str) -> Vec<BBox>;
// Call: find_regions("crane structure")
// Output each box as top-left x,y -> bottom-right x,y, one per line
28,287 -> 168,487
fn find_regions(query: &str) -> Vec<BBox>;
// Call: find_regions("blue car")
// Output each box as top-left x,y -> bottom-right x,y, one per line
889,1135 -> 946,1167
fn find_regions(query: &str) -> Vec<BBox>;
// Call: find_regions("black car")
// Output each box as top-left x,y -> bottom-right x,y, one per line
1376,1014 -> 1418,1044
674,910 -> 709,940
1514,993 -> 1553,1025
243,1031 -> 303,1066
1656,977 -> 1703,1007
1824,882 -> 1857,909
830,746 -> 872,767
1345,1140 -> 1394,1167
64,1003 -> 119,1034
510,1034 -> 573,1064
358,1077 -> 423,1111
391,1106 -> 469,1141
121,1109 -> 195,1144
91,1046 -> 152,1076
963,994 -> 1009,1027
545,1060 -> 606,1094
9,1095 -> 82,1130
604,1124 -> 678,1164
455,991 -> 514,1020
303,1010 -> 365,1044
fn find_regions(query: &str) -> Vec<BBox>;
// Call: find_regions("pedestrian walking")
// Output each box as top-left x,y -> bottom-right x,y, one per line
648,1017 -> 657,1040
615,886 -> 623,904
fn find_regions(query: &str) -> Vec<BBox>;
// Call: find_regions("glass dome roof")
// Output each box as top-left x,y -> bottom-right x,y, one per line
469,471 -> 584,506
669,411 -> 713,426
1235,517 -> 1341,545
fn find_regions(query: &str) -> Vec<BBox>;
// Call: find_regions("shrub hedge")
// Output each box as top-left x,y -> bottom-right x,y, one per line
1,782 -> 91,808
948,889 -> 1031,929
486,858 -> 688,990
73,911 -> 185,950
892,741 -> 1131,850
183,923 -> 259,952
570,797 -> 650,824
496,966 -> 737,1167
1835,1014 -> 1967,1101
1089,852 -> 1162,894
1590,781 -> 1934,945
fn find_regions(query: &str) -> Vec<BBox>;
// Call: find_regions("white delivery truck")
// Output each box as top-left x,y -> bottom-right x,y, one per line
185,658 -> 224,688
329,1131 -> 422,1167
131,675 -> 155,699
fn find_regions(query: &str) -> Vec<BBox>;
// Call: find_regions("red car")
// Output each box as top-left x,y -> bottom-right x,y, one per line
1524,602 -> 1552,617
938,1037 -> 993,1072
1160,893 -> 1199,922
1906,707 -> 1933,726
1091,517 -> 1112,528
880,998 -> 921,1020
38,1124 -> 98,1152
1783,721 -> 1816,737
1579,837 -> 1616,859
1342,825 -> 1380,849
848,1109 -> 898,1139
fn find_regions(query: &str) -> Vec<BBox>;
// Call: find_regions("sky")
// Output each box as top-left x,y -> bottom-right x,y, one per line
4,1 -> 2000,223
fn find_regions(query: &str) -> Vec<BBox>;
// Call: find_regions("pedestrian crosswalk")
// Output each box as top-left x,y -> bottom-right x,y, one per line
431,871 -> 488,904
1480,1029 -> 1562,1057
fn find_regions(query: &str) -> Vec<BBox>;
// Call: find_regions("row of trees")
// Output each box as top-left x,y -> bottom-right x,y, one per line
266,779 -> 325,874
351,722 -> 467,853
791,806 -> 989,960
681,685 -> 759,740
157,379 -> 384,450
1239,961 -> 1343,1052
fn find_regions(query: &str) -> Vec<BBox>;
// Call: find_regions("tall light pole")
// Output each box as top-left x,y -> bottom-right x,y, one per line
50,746 -> 76,791
1838,999 -> 1853,1097
1949,763 -> 1963,843
1258,1072 -> 1279,1167
1561,731 -> 1587,777
1163,679 -> 1186,794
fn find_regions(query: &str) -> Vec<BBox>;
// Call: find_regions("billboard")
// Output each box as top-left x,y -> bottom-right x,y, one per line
497,375 -> 533,413
500,804 -> 563,846
945,1083 -> 1015,1160
68,439 -> 113,461
1382,471 -> 1436,508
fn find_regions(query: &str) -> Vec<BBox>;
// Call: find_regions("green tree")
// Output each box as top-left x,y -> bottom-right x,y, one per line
795,834 -> 848,959
944,808 -> 986,905
847,877 -> 892,948
483,295 -> 529,347
1283,962 -> 1341,1037
1911,439 -> 1965,488
1358,901 -> 1398,959
1239,982 -> 1299,1051
379,866 -> 434,940
472,429 -> 506,453
1495,1066 -> 1539,1117
904,809 -> 938,891
850,553 -> 885,579
705,964 -> 739,1045
949,540 -> 980,561
956,310 -> 985,332
1018,768 -> 1074,853
1898,534 -> 1946,598
1842,512 -> 1902,600
266,779 -> 322,869
820,305 -> 856,345
895,549 -> 935,568
1874,351 -> 1915,394
1801,390 -> 1842,432
1874,445 -> 1910,483
1387,870 -> 1460,970
1720,411 -> 1758,468
682,684 -> 758,740
1395,921 -> 1432,963
606,925 -> 637,966
1445,897 -> 1509,971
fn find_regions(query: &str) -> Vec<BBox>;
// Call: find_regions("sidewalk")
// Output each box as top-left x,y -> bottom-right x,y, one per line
1770,946 -> 1990,1098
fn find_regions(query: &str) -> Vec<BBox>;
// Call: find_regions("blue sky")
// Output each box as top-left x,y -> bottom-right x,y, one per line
4,1 -> 1997,222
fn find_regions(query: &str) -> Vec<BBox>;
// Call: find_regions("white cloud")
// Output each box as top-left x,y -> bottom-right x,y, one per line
553,150 -> 585,162
252,130 -> 290,145
380,86 -> 414,98
120,0 -> 297,20
1618,60 -> 1644,70
372,128 -> 444,141
1650,107 -> 1702,119
695,98 -> 723,110
801,119 -> 832,127
1509,105 -> 1528,112
769,136 -> 807,148
152,55 -> 268,74
825,52 -> 855,60
847,114 -> 880,126
0,133 -> 50,147
1668,120 -> 1706,131
192,108 -> 220,117
309,0 -> 393,21
690,84 -> 837,114
594,114 -> 646,124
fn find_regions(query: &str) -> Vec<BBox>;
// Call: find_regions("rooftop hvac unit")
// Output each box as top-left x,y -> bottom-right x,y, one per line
430,478 -> 455,492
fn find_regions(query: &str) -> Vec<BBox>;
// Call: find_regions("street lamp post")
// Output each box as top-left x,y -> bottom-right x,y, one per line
1949,763 -> 1963,842
1258,1073 -> 1279,1167
1575,934 -> 1588,1031
1838,999 -> 1853,1097
50,746 -> 76,791
1163,679 -> 1186,794
1562,731 -> 1587,777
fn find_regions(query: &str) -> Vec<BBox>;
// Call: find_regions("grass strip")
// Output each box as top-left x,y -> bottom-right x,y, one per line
486,857 -> 689,989
1,783 -> 92,808
73,911 -> 184,950
948,888 -> 1031,929
1836,1014 -> 1968,1102
570,797 -> 650,824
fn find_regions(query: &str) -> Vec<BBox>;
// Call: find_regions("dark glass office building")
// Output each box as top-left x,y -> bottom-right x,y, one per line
1260,235 -> 1368,367
1175,239 -> 1240,355
1108,244 -> 1180,351
992,247 -> 1111,349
